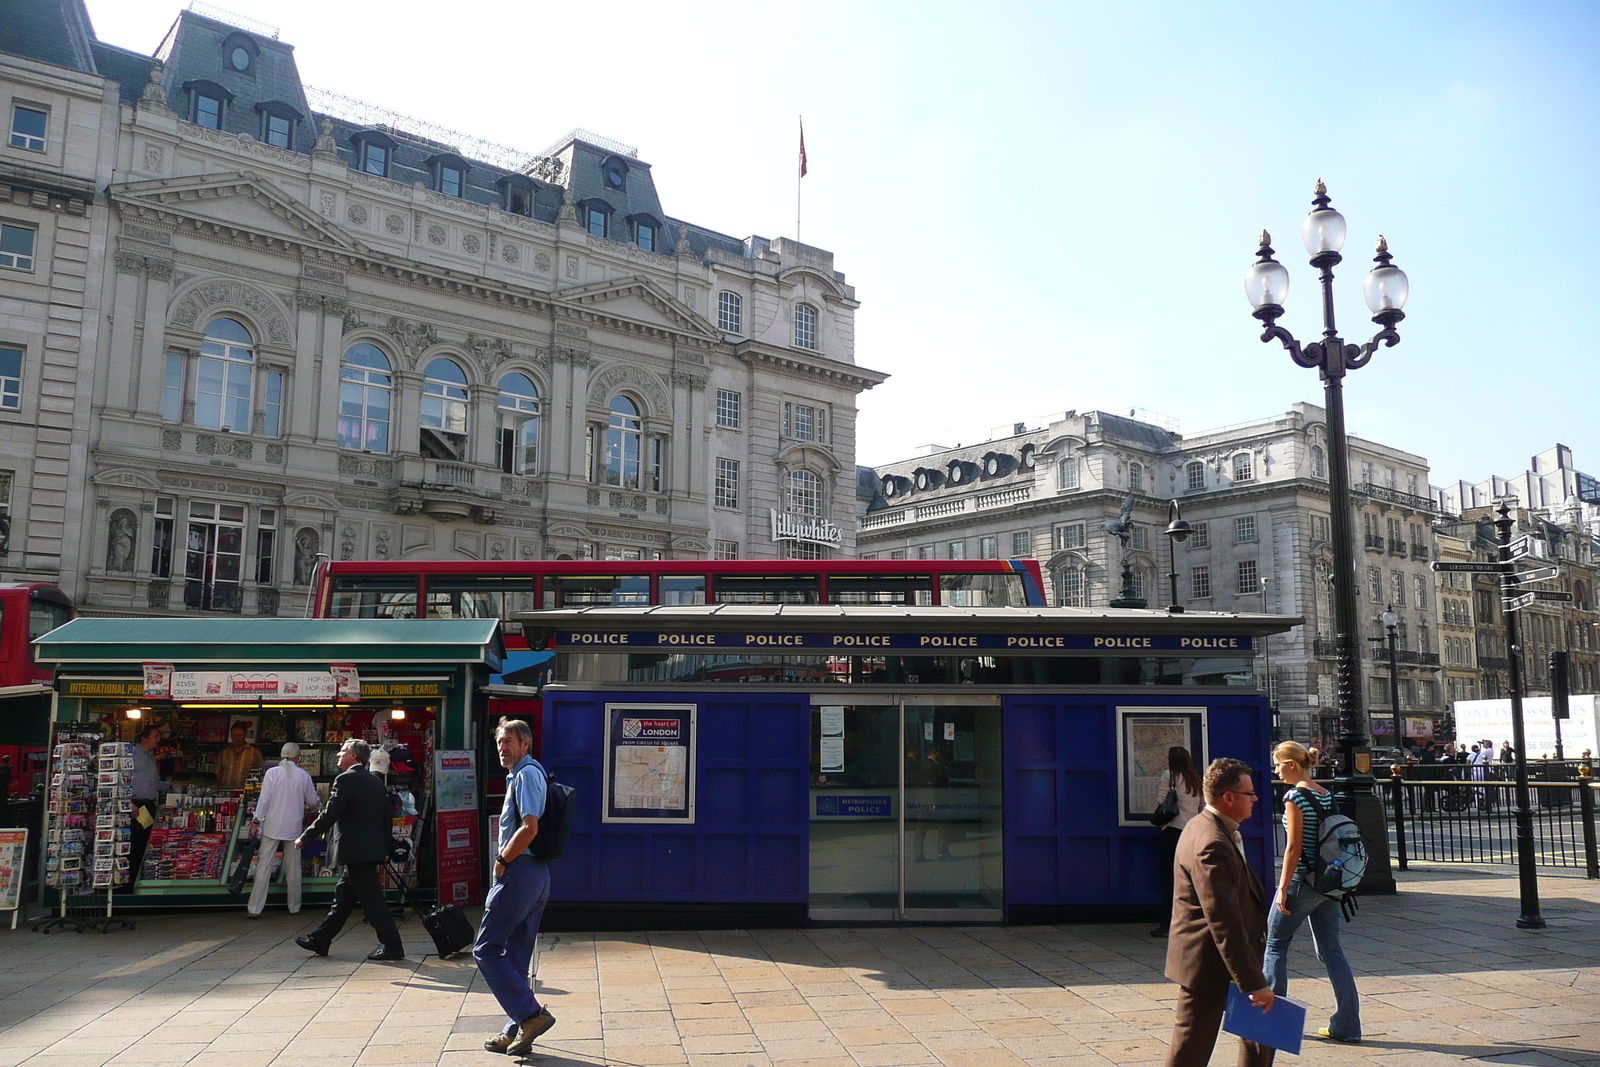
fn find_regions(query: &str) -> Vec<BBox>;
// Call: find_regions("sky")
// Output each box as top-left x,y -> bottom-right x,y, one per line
84,0 -> 1600,487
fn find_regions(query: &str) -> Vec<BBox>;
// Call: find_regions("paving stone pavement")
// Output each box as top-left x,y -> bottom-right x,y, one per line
1,865 -> 1596,1067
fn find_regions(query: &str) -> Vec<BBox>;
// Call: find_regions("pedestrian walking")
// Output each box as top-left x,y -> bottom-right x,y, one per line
1162,757 -> 1275,1067
246,742 -> 321,917
126,725 -> 165,888
477,719 -> 557,1056
1151,745 -> 1205,938
292,738 -> 405,961
1262,741 -> 1361,1044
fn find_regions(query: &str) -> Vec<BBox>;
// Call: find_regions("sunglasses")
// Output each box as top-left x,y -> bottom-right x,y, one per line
1226,790 -> 1258,798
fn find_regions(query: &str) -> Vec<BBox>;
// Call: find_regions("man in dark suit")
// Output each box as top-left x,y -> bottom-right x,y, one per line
1164,757 -> 1276,1067
292,739 -> 404,961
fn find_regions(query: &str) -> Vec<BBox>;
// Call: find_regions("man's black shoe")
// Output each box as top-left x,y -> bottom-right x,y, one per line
295,936 -> 329,956
367,945 -> 406,961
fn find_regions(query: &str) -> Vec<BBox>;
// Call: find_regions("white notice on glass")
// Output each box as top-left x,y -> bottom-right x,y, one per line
820,737 -> 845,772
820,707 -> 845,737
923,722 -> 934,741
944,722 -> 956,741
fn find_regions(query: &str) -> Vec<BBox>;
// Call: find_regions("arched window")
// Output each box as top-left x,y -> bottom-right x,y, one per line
1186,461 -> 1205,491
603,395 -> 642,488
1056,567 -> 1085,607
1310,446 -> 1326,478
1129,463 -> 1143,492
794,303 -> 817,350
197,317 -> 254,432
339,342 -> 391,452
1058,456 -> 1079,490
496,373 -> 539,475
718,291 -> 742,334
787,469 -> 822,517
1233,452 -> 1254,482
420,357 -> 469,460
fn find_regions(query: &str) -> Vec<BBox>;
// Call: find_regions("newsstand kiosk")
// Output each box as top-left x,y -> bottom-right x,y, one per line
520,604 -> 1299,928
33,618 -> 501,912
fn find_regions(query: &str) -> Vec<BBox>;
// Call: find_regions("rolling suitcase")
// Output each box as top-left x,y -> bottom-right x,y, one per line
422,904 -> 475,958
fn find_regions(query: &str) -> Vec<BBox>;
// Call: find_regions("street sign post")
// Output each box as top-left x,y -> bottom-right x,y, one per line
1510,566 -> 1560,585
1506,537 -> 1534,562
1503,592 -> 1536,612
1532,590 -> 1574,603
1430,561 -> 1510,574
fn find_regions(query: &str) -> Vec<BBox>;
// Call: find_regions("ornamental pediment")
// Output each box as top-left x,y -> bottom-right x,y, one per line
556,276 -> 719,342
111,173 -> 363,253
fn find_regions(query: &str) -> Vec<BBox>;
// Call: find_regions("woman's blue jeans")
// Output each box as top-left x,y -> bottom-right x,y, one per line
1263,878 -> 1362,1040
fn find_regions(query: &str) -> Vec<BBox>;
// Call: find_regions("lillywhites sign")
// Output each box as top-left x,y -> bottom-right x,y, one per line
770,509 -> 843,547
169,671 -> 339,701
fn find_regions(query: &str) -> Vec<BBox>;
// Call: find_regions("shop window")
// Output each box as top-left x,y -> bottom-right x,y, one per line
150,497 -> 174,578
496,372 -> 539,475
184,501 -> 245,613
0,223 -> 36,271
0,344 -> 21,410
419,357 -> 469,461
339,342 -> 392,452
255,509 -> 276,585
603,395 -> 642,489
9,104 -> 46,151
196,317 -> 253,432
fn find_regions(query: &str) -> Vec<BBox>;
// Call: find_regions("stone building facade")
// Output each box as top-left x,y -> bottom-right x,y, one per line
859,402 -> 1437,745
3,3 -> 882,617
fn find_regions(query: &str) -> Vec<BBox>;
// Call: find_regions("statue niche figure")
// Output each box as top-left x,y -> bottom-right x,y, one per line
107,510 -> 137,573
293,528 -> 320,586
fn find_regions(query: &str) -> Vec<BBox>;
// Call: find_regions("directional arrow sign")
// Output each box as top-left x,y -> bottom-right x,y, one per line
1431,561 -> 1511,574
1503,592 -> 1536,612
1510,565 -> 1560,585
1533,590 -> 1574,602
1505,537 -> 1533,561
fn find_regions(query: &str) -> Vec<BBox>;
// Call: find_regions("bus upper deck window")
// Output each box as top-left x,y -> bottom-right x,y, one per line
826,574 -> 934,606
543,575 -> 650,608
659,575 -> 706,606
329,576 -> 418,619
938,573 -> 1024,607
425,576 -> 537,619
712,575 -> 821,604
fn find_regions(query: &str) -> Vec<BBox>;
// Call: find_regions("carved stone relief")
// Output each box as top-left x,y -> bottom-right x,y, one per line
292,528 -> 320,585
257,588 -> 280,616
462,234 -> 481,254
195,435 -> 254,460
588,363 -> 672,413
534,253 -> 551,273
337,454 -> 395,479
347,203 -> 369,225
170,280 -> 291,344
427,224 -> 447,246
106,509 -> 137,573
385,214 -> 405,235
502,243 -> 520,264
340,524 -> 358,561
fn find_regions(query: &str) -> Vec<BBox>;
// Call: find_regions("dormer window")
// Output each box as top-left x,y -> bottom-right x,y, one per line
587,205 -> 608,238
350,130 -> 397,178
602,157 -> 628,190
183,80 -> 233,130
222,33 -> 258,74
255,102 -> 301,151
496,175 -> 536,217
636,222 -> 655,251
428,154 -> 469,198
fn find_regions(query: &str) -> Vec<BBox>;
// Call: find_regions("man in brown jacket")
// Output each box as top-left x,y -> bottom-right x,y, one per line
1164,757 -> 1276,1067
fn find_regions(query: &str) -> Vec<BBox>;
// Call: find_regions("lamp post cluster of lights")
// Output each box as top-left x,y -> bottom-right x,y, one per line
1244,181 -> 1409,893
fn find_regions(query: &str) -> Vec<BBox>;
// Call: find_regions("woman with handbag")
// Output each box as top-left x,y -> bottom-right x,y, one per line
1263,741 -> 1362,1043
1150,745 -> 1203,937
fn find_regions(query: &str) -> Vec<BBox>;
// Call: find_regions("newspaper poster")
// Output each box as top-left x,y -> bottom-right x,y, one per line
0,828 -> 26,914
1116,707 -> 1206,826
603,703 -> 696,824
433,751 -> 481,906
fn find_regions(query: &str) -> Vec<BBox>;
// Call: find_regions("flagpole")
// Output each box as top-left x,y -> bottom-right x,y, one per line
797,116 -> 804,241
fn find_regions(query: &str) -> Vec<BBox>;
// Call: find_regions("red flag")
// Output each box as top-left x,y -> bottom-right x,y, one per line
799,119 -> 807,178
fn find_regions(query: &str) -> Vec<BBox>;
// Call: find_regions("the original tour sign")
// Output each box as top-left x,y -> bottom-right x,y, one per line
556,631 -> 1254,652
770,509 -> 843,548
138,664 -> 361,702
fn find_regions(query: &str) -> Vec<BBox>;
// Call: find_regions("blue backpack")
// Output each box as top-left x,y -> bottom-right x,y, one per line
1293,789 -> 1366,919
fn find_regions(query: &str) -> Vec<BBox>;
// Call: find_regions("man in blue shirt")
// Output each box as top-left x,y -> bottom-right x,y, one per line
127,725 -> 165,885
477,719 -> 555,1056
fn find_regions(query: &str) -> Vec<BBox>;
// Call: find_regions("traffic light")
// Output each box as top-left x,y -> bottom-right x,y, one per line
1549,650 -> 1570,721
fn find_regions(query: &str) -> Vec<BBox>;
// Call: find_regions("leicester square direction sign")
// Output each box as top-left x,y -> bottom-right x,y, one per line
1431,561 -> 1511,574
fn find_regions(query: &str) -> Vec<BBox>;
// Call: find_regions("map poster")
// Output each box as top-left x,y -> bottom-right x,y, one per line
603,703 -> 697,824
0,828 -> 27,913
433,751 -> 480,906
1115,707 -> 1206,826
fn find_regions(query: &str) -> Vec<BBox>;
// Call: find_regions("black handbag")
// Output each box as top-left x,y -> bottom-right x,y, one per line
1149,785 -> 1179,827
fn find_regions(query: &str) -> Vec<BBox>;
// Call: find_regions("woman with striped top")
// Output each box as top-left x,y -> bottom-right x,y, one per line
1263,741 -> 1362,1044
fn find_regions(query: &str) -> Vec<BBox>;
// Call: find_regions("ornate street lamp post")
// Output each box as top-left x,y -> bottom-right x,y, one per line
1163,501 -> 1192,613
1245,180 -> 1408,893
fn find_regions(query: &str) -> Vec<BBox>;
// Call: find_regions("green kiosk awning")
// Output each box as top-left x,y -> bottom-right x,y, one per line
34,618 -> 504,671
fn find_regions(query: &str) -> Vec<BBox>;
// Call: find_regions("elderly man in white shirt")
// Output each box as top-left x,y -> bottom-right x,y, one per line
247,742 -> 323,917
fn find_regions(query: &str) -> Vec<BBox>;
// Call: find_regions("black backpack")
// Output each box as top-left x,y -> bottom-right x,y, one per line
511,761 -> 574,863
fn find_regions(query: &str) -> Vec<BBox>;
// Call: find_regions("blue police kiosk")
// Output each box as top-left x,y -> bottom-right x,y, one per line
520,605 -> 1297,927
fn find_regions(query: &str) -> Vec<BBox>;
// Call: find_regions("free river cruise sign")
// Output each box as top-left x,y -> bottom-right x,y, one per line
555,630 -> 1253,652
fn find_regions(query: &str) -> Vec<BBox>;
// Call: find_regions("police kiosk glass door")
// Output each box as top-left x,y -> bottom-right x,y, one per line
808,695 -> 1003,921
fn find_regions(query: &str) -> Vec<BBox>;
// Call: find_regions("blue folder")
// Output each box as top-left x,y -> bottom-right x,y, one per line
1223,985 -> 1307,1055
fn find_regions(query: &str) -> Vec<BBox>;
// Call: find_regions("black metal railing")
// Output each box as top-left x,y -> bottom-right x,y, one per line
1360,482 -> 1438,513
1389,538 -> 1408,556
1312,639 -> 1340,658
1480,656 -> 1511,670
1365,534 -> 1385,551
1411,543 -> 1431,560
1368,648 -> 1441,666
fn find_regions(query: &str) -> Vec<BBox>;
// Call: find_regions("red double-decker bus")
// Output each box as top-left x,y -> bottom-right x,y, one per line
0,583 -> 73,797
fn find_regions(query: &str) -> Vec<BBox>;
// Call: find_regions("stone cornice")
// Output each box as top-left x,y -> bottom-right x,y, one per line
731,341 -> 887,393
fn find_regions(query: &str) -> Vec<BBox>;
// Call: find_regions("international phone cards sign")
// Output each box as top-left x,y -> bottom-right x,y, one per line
602,703 -> 697,824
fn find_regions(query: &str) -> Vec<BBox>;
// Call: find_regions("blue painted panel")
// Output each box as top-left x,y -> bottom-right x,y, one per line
543,690 -> 809,904
1003,692 -> 1274,909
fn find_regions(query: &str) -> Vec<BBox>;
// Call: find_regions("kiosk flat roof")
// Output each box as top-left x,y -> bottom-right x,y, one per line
518,605 -> 1301,633
34,618 -> 504,667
